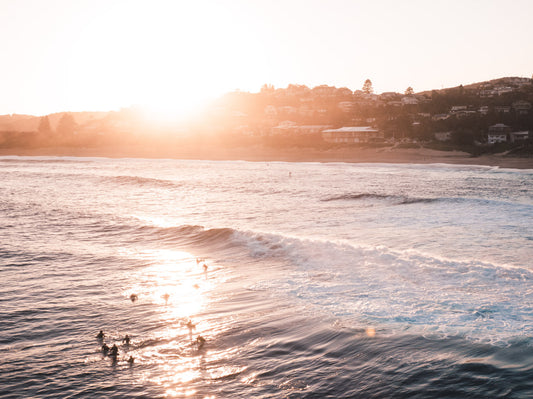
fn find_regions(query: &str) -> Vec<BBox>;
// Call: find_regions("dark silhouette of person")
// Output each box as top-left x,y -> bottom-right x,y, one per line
109,344 -> 119,359
97,330 -> 105,340
127,356 -> 134,365
186,320 -> 196,339
102,343 -> 110,354
122,335 -> 131,345
196,335 -> 206,350
130,294 -> 138,302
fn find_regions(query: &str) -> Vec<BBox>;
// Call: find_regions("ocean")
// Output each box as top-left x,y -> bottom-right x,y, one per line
0,156 -> 532,398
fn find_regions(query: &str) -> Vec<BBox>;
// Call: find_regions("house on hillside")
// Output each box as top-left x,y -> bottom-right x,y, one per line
434,131 -> 452,142
450,105 -> 468,114
432,113 -> 450,121
509,131 -> 529,143
322,126 -> 383,144
272,122 -> 332,136
494,86 -> 514,95
512,100 -> 531,115
478,106 -> 489,115
401,96 -> 419,105
479,89 -> 496,98
494,106 -> 511,114
487,123 -> 511,144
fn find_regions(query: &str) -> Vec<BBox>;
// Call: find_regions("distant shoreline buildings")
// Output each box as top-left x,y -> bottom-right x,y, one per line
1,76 -> 532,155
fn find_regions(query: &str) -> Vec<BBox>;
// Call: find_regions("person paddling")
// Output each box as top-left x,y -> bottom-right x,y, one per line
196,335 -> 206,350
109,344 -> 119,359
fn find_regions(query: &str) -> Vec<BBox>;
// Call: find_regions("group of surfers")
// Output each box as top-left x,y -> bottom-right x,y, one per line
97,258 -> 211,364
97,330 -> 134,364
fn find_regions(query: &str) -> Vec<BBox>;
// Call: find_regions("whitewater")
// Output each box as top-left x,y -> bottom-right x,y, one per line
0,156 -> 532,398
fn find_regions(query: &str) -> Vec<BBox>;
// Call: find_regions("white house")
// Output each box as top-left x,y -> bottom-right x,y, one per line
401,96 -> 419,105
322,126 -> 383,143
487,123 -> 511,144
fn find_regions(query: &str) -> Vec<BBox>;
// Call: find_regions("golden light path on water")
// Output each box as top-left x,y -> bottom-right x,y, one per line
118,245 -> 249,397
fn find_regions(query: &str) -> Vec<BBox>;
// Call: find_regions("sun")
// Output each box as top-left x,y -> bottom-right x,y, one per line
60,1 -> 267,118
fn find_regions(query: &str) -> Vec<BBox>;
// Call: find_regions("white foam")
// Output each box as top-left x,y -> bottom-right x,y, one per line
232,230 -> 533,347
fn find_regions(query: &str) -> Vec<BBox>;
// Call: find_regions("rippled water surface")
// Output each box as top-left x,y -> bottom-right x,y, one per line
0,157 -> 532,398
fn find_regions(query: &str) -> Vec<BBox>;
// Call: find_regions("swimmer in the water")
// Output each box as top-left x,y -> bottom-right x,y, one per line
122,335 -> 130,345
130,294 -> 138,302
196,335 -> 206,350
162,293 -> 170,304
202,263 -> 208,272
186,320 -> 196,339
102,343 -> 110,354
127,356 -> 134,364
109,344 -> 119,358
97,330 -> 105,340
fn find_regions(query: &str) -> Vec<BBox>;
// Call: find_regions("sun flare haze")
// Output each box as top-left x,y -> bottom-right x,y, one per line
1,0 -> 532,117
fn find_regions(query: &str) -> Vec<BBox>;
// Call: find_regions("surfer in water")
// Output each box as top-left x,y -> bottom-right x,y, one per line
101,343 -> 110,355
109,344 -> 119,359
127,356 -> 134,365
196,335 -> 206,350
162,293 -> 170,304
130,293 -> 138,302
122,335 -> 131,345
97,330 -> 105,340
186,320 -> 196,339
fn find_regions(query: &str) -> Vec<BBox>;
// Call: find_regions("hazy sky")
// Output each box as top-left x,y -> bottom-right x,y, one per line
1,0 -> 532,116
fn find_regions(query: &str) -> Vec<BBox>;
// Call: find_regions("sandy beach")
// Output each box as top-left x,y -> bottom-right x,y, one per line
1,145 -> 532,169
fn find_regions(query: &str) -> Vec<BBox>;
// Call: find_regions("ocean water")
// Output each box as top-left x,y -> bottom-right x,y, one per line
0,156 -> 532,398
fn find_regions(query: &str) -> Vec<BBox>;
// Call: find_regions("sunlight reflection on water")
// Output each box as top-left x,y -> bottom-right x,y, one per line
124,249 -> 208,318
117,247 -> 241,395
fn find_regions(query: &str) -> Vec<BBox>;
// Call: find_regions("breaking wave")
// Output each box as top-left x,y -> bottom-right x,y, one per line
321,193 -> 439,205
101,175 -> 180,189
128,221 -> 533,347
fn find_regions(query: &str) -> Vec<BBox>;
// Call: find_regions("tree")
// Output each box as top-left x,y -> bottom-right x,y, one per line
56,113 -> 77,137
260,84 -> 275,94
38,115 -> 52,134
362,79 -> 373,95
405,86 -> 414,95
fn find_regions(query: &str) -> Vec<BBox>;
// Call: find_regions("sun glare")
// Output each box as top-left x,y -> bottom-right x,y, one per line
124,248 -> 209,319
58,0 -> 267,119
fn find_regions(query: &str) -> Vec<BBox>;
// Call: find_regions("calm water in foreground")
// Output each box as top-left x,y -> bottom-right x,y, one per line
0,156 -> 532,398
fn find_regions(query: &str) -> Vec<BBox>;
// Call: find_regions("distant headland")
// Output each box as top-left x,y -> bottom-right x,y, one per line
1,76 -> 532,168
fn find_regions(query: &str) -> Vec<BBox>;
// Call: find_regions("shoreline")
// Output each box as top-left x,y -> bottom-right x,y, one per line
1,145 -> 532,169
